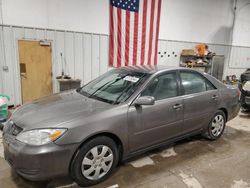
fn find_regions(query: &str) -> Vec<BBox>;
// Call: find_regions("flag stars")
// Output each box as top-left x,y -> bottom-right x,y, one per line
112,0 -> 139,12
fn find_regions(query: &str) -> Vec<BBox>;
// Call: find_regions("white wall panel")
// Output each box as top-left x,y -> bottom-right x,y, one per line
64,32 -> 75,77
36,29 -> 46,40
2,26 -> 15,104
74,33 -> 84,82
83,34 -> 92,84
53,31 -> 64,80
0,28 -> 5,94
0,25 -> 109,105
99,36 -> 109,75
228,46 -> 250,68
91,35 -> 100,80
24,28 -> 36,39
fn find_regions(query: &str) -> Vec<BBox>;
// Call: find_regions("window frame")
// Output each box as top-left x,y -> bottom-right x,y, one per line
178,70 -> 217,96
139,71 -> 181,101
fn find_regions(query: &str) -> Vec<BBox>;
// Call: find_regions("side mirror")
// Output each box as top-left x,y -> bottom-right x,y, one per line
134,96 -> 155,106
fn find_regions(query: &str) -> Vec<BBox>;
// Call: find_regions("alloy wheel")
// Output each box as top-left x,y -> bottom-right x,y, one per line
211,114 -> 224,137
81,145 -> 114,180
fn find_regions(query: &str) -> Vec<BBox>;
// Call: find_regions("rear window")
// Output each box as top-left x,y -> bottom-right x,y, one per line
180,72 -> 216,95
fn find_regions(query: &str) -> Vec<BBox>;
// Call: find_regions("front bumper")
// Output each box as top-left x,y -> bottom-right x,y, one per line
3,132 -> 78,181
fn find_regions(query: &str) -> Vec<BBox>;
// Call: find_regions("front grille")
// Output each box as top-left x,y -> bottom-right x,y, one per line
7,121 -> 23,136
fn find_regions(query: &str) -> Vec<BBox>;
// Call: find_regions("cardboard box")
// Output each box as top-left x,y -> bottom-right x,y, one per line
181,49 -> 195,56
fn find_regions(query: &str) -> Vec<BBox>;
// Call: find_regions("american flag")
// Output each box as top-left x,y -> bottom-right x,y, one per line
110,0 -> 162,67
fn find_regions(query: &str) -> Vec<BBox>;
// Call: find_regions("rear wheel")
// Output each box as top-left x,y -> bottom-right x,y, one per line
70,136 -> 119,187
203,110 -> 226,140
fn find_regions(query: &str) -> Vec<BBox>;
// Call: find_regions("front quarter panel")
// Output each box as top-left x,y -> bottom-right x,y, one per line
54,104 -> 129,155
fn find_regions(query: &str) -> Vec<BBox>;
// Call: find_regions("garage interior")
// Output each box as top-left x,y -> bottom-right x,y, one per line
0,0 -> 250,188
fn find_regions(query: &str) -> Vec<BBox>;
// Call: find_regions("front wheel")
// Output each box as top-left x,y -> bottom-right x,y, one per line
70,136 -> 119,187
203,110 -> 226,140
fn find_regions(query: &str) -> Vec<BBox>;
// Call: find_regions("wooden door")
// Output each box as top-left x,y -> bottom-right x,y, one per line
18,40 -> 53,103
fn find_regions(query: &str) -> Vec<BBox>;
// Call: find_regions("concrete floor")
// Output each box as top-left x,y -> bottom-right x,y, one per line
0,112 -> 250,188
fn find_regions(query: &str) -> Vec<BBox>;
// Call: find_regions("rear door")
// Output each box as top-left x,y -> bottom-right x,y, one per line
179,71 -> 219,134
128,72 -> 184,151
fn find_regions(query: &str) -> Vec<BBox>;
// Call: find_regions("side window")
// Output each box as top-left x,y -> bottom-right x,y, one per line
206,80 -> 216,91
180,72 -> 215,95
142,73 -> 178,100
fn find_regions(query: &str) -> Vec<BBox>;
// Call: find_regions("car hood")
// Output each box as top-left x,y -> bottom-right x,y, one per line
11,90 -> 113,130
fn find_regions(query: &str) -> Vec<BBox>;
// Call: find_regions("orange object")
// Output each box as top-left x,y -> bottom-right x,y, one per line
50,130 -> 63,141
195,43 -> 206,56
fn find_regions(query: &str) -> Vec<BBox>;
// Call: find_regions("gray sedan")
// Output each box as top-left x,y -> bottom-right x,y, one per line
3,66 -> 240,187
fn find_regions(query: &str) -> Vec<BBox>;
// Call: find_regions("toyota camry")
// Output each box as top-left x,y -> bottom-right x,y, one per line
3,66 -> 240,187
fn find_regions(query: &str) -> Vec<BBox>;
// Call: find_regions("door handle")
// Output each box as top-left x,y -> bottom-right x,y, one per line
173,104 -> 182,110
212,95 -> 218,100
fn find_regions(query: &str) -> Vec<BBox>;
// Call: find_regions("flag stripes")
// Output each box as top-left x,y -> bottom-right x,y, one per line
110,0 -> 162,67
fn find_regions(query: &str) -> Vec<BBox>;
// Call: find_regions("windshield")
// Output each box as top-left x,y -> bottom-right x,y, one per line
78,69 -> 150,104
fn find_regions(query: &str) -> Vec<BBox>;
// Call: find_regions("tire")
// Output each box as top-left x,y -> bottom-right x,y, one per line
70,136 -> 119,187
203,110 -> 226,140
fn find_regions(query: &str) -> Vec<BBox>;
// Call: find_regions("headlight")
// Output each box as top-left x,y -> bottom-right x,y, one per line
16,128 -> 67,146
242,81 -> 250,92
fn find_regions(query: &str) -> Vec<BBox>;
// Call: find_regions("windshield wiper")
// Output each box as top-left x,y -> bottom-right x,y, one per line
88,76 -> 125,99
113,75 -> 146,104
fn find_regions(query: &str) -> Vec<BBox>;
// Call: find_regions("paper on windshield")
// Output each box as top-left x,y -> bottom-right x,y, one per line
123,76 -> 139,83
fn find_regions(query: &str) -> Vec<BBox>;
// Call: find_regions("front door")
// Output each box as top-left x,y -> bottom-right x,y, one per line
18,40 -> 53,103
128,72 -> 183,152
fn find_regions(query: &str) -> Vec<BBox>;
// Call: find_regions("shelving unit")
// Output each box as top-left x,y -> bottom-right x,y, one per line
179,54 -> 225,80
180,54 -> 214,74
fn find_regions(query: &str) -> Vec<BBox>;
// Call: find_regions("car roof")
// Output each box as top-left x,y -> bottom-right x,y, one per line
119,65 -> 190,74
118,65 -> 226,89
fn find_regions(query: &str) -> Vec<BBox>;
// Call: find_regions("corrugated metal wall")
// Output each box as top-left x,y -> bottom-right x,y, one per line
157,39 -> 249,80
157,39 -> 231,67
0,25 -> 249,105
0,25 -> 109,105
